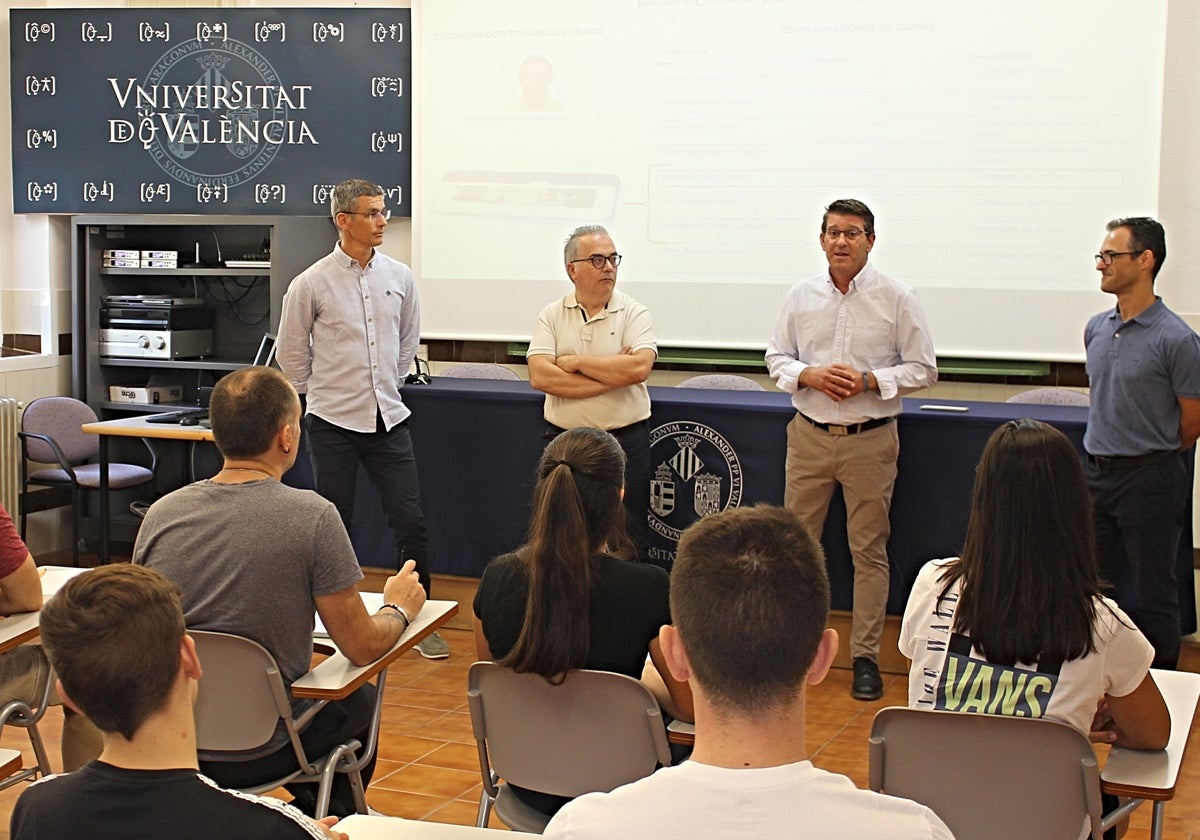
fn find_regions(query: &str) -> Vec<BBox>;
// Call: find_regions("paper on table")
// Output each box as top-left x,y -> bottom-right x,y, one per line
336,813 -> 512,838
313,591 -> 385,638
39,566 -> 91,597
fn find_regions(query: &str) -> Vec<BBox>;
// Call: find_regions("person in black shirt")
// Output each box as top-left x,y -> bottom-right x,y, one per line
10,565 -> 342,840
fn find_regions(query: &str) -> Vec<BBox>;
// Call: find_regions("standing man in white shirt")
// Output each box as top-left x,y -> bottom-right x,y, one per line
277,178 -> 447,660
527,225 -> 657,555
765,199 -> 937,700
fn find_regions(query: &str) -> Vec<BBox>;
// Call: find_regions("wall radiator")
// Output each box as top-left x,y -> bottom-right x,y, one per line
0,398 -> 21,519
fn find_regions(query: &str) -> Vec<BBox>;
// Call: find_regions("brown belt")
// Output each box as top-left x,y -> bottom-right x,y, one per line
799,414 -> 895,437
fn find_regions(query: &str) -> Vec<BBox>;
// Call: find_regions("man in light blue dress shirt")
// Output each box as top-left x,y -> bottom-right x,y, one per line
278,178 -> 447,660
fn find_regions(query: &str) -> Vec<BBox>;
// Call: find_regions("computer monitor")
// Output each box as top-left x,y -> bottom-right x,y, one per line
253,332 -> 277,367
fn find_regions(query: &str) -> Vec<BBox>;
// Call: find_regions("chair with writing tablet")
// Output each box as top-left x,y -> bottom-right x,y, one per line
191,630 -> 369,818
869,706 -> 1107,839
468,662 -> 672,833
0,648 -> 56,790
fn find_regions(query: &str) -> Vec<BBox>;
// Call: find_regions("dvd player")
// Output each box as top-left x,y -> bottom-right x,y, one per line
102,295 -> 204,307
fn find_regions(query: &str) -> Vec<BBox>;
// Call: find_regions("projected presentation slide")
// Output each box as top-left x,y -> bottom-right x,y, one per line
417,0 -> 1168,358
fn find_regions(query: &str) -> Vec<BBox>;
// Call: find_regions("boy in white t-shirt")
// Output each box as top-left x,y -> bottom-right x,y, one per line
544,506 -> 955,840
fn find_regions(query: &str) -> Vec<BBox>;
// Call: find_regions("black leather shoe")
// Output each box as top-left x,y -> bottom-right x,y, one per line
851,657 -> 883,701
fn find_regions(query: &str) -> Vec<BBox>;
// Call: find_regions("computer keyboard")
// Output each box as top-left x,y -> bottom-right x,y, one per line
144,408 -> 209,424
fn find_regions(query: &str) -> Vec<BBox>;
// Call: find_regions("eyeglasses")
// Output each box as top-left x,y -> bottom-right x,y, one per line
343,209 -> 391,221
569,254 -> 622,269
1094,250 -> 1140,266
824,228 -> 869,242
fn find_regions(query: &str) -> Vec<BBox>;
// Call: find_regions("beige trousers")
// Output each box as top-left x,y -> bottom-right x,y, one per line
784,415 -> 899,662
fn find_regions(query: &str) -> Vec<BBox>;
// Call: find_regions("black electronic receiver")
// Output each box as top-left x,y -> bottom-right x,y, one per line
144,408 -> 209,424
224,251 -> 271,269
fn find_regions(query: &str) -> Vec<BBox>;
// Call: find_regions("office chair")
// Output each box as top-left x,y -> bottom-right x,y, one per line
676,374 -> 765,391
439,363 -> 521,381
468,662 -> 672,833
190,630 -> 370,819
19,397 -> 156,566
1005,387 -> 1090,406
869,706 -> 1107,840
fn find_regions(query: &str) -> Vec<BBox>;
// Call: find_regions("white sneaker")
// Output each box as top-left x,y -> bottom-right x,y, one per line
416,631 -> 450,660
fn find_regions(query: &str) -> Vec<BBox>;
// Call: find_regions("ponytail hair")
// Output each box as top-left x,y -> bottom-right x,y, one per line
502,427 -> 626,682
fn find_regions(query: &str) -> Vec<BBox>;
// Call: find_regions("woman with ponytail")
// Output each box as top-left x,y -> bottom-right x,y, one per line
472,427 -> 691,814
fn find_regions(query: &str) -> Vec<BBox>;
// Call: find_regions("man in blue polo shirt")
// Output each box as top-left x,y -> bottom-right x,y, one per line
1084,216 -> 1200,669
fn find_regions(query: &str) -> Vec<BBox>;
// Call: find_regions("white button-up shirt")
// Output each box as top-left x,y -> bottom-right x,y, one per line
765,262 -> 937,424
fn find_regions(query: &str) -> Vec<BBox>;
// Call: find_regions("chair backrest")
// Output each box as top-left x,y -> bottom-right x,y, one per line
676,374 -> 765,391
440,363 -> 521,381
1005,387 -> 1090,406
191,630 -> 296,752
467,662 -> 671,798
869,707 -> 1104,840
21,397 -> 100,464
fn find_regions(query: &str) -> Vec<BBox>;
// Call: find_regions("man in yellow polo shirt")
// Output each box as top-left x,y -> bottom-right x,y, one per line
527,225 -> 657,555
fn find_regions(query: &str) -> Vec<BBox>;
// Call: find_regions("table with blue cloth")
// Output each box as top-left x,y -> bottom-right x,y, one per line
288,378 -> 1194,633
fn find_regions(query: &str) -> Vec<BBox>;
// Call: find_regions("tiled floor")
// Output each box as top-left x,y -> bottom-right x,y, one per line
0,626 -> 1197,838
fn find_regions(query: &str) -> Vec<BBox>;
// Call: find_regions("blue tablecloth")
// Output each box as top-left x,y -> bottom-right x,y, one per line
289,378 -> 1195,632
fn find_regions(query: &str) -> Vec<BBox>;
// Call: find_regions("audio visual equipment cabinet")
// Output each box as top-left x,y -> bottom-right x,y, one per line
72,215 -> 332,417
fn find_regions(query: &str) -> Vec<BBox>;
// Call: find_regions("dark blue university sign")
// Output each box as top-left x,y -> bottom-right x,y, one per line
646,420 -> 744,565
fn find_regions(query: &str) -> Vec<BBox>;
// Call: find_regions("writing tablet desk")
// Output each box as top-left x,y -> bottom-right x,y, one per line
336,813 -> 511,838
0,610 -> 42,658
81,416 -> 214,563
0,566 -> 90,654
290,598 -> 458,797
1101,668 -> 1200,840
294,599 -> 459,701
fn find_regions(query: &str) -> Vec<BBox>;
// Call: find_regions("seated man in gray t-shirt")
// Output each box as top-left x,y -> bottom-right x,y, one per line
134,366 -> 426,817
